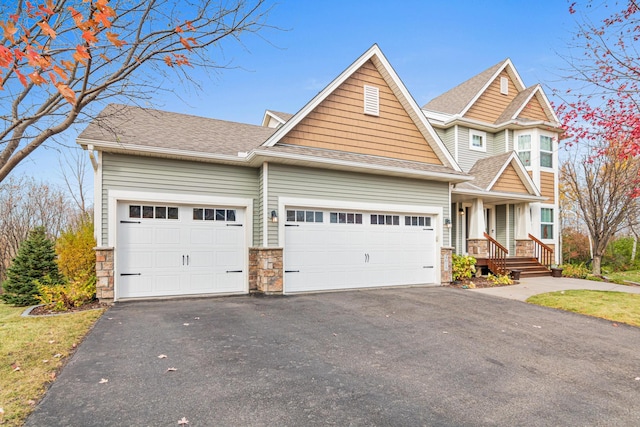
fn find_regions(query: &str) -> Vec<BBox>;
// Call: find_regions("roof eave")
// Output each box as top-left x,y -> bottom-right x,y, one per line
248,149 -> 472,183
452,187 -> 547,203
77,138 -> 251,166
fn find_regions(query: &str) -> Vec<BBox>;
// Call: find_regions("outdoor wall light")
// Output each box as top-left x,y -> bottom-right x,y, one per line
444,218 -> 451,228
271,210 -> 278,223
458,208 -> 465,216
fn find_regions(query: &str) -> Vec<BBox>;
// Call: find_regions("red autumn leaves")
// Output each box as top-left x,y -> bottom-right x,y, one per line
0,0 -> 193,104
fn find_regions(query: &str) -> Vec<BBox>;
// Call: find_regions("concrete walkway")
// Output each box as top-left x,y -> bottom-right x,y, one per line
471,276 -> 640,301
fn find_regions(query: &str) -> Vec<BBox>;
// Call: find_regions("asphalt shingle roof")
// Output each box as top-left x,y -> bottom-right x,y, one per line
78,104 -> 276,156
495,86 -> 537,125
422,60 -> 505,115
457,152 -> 514,191
257,144 -> 468,177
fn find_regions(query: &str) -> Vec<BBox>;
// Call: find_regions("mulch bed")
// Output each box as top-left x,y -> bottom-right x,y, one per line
29,300 -> 109,316
447,276 -> 516,289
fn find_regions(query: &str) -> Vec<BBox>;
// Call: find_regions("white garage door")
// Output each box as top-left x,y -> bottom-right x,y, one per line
284,208 -> 436,293
116,203 -> 246,299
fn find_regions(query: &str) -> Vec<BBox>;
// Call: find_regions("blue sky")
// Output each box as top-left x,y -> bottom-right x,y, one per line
13,0 -> 598,196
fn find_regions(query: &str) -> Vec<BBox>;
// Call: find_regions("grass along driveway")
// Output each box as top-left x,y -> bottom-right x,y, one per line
0,303 -> 104,426
527,290 -> 640,327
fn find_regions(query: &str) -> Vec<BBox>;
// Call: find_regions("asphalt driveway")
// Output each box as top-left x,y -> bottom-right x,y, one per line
27,287 -> 640,426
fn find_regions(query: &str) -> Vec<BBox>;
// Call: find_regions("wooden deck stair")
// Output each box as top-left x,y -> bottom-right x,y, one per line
504,257 -> 551,277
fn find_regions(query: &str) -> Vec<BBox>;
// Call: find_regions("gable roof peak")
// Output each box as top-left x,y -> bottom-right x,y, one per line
422,58 -> 526,117
261,44 -> 461,171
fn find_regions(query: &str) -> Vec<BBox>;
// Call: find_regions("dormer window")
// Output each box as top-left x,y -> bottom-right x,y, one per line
469,129 -> 486,152
363,85 -> 379,116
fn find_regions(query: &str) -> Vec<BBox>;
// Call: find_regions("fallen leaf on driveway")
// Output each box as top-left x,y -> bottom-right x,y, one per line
183,323 -> 190,326
194,317 -> 200,320
612,323 -> 619,327
177,416 -> 189,425
532,325 -> 542,329
158,354 -> 168,359
166,367 -> 177,372
442,331 -> 448,334
635,377 -> 640,381
99,378 -> 109,384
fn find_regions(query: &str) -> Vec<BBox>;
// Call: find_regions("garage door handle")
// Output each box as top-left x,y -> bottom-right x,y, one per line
226,224 -> 243,227
285,270 -> 300,273
285,224 -> 299,227
423,266 -> 434,269
120,220 -> 141,224
424,228 -> 434,231
120,273 -> 141,276
226,270 -> 243,273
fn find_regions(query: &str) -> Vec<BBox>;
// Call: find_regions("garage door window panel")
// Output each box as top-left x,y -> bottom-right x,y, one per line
193,207 -> 237,222
329,212 -> 362,224
405,216 -> 432,227
287,210 -> 324,223
129,205 -> 179,220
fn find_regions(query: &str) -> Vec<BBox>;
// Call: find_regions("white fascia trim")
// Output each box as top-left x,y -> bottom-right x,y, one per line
107,190 -> 253,302
262,110 -> 286,127
93,150 -> 103,246
369,55 -> 461,171
459,59 -> 526,117
249,149 -> 472,183
77,138 -> 248,164
511,85 -> 542,121
262,45 -> 384,148
486,152 -> 541,196
429,115 -> 562,133
534,86 -> 561,123
452,188 -> 546,202
277,196 -> 444,265
261,45 -> 461,172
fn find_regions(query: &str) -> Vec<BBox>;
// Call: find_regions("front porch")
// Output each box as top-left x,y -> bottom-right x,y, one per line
453,198 -> 555,277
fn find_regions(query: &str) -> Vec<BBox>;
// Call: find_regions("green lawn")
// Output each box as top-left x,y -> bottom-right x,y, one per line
605,270 -> 640,284
0,303 -> 104,426
527,290 -> 640,327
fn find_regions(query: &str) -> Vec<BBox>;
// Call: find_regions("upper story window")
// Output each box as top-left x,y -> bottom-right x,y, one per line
363,85 -> 379,116
517,134 -> 532,167
469,129 -> 486,152
540,135 -> 553,168
541,208 -> 554,239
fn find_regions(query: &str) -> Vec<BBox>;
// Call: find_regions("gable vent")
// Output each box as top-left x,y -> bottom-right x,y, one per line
500,77 -> 509,95
363,85 -> 380,116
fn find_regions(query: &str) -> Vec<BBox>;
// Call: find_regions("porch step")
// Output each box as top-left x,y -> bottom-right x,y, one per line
504,257 -> 551,277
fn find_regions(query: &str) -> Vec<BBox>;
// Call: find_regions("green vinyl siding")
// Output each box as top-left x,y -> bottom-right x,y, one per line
457,126 -> 504,172
496,205 -> 507,249
267,164 -> 450,246
435,127 -> 455,158
508,204 -> 515,254
101,153 -> 259,245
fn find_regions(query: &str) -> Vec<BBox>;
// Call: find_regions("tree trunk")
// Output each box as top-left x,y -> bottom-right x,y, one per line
632,237 -> 638,263
591,255 -> 602,276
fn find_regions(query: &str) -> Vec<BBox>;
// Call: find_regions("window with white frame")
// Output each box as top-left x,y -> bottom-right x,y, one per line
517,134 -> 532,167
541,208 -> 554,239
540,135 -> 553,168
469,129 -> 486,152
